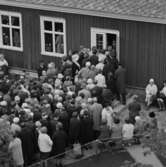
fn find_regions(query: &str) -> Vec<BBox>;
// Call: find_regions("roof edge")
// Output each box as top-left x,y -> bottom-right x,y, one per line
1,0 -> 166,24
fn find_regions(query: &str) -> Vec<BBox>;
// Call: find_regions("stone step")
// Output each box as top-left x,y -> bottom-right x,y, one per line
127,146 -> 164,167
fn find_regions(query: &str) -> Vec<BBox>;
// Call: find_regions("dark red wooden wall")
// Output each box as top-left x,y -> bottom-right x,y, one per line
0,5 -> 166,88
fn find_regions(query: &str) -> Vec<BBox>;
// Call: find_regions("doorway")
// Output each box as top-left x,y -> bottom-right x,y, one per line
91,28 -> 120,60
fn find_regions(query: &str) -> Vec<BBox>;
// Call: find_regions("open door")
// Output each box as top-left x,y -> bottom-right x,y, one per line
91,28 -> 120,60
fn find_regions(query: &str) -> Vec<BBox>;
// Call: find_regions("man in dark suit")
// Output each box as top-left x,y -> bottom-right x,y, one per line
115,63 -> 126,105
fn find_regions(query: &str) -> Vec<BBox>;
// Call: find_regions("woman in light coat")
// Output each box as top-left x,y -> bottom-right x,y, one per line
8,133 -> 24,167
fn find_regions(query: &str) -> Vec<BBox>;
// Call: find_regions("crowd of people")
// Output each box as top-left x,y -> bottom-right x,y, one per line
0,46 -> 158,167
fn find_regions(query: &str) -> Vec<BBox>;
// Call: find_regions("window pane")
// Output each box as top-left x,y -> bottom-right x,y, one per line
2,27 -> 10,46
54,22 -> 63,32
1,15 -> 9,25
11,16 -> 20,26
44,33 -> 53,52
96,34 -> 103,50
12,28 -> 20,47
44,21 -> 52,31
55,34 -> 64,54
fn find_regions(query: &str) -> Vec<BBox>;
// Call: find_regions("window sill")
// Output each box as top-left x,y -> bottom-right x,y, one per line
0,46 -> 23,52
41,51 -> 66,57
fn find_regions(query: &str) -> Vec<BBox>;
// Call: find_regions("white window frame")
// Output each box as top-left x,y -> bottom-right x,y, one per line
91,27 -> 120,60
0,10 -> 23,51
40,16 -> 67,57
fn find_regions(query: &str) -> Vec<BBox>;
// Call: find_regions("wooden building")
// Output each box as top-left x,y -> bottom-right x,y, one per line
0,0 -> 166,88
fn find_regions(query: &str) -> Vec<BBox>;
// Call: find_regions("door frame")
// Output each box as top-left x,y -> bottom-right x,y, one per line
91,27 -> 120,60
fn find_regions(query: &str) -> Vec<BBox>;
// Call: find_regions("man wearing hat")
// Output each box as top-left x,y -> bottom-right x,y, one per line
114,63 -> 126,105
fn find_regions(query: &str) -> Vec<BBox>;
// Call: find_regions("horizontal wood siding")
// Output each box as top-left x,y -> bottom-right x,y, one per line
0,5 -> 166,87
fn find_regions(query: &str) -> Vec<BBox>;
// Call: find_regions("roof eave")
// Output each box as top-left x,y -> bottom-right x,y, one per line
0,0 -> 166,24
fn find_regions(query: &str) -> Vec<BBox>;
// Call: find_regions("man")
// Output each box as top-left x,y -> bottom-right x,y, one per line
19,122 -> 38,166
51,123 -> 67,167
90,47 -> 98,66
145,78 -> 158,107
115,63 -> 126,104
128,95 -> 141,124
69,112 -> 80,145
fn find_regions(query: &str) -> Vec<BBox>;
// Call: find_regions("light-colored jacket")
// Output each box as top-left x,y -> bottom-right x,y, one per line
9,137 -> 24,166
38,133 -> 53,153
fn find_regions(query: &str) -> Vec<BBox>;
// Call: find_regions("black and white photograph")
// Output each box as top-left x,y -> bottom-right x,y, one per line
0,0 -> 166,167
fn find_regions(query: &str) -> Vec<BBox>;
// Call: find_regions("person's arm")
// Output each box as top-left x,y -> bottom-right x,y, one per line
4,59 -> 8,66
122,126 -> 125,137
47,136 -> 53,146
101,110 -> 106,122
145,85 -> 150,94
154,85 -> 158,95
8,141 -> 13,152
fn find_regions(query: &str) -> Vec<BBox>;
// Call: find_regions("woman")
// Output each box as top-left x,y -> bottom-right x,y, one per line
8,132 -> 24,167
145,78 -> 158,107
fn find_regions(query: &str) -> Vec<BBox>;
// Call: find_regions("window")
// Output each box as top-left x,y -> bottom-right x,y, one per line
40,16 -> 66,57
0,11 -> 23,51
91,28 -> 120,60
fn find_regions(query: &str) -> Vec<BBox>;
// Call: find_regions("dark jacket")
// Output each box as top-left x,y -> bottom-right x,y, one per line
51,130 -> 67,156
80,115 -> 93,144
69,117 -> 80,143
19,125 -> 38,166
115,66 -> 126,94
90,55 -> 98,66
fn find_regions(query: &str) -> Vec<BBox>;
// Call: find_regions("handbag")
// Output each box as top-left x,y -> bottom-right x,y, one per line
73,143 -> 82,158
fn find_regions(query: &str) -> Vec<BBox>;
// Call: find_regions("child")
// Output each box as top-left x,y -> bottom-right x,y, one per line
148,112 -> 158,129
122,119 -> 134,140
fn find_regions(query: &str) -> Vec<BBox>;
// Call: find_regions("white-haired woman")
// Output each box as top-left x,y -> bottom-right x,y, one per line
145,78 -> 158,107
